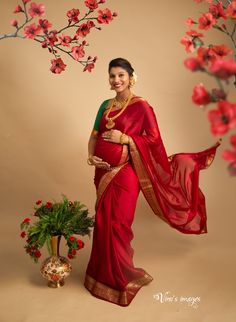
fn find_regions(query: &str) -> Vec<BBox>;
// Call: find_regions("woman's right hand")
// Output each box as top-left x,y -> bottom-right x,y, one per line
89,155 -> 111,170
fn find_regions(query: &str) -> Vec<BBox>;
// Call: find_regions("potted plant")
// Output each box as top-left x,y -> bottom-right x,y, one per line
20,194 -> 94,287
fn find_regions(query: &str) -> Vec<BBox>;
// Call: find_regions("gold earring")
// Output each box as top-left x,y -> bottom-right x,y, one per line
129,77 -> 135,88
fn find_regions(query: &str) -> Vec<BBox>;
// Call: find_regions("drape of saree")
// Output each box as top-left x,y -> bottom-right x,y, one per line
84,98 -> 221,306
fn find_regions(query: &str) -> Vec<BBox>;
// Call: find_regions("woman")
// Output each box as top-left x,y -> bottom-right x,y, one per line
84,58 -> 221,306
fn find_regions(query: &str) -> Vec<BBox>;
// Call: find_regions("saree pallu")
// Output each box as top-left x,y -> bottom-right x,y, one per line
84,99 -> 221,306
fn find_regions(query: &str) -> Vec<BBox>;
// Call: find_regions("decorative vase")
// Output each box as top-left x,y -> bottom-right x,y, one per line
40,235 -> 72,288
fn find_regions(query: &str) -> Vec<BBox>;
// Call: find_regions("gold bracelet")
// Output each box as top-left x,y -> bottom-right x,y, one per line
87,156 -> 93,165
120,133 -> 129,145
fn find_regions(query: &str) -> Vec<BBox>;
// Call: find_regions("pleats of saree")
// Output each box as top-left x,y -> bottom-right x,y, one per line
84,162 -> 153,306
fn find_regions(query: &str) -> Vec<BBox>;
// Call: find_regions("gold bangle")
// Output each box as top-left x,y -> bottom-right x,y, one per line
87,156 -> 93,165
120,133 -> 129,145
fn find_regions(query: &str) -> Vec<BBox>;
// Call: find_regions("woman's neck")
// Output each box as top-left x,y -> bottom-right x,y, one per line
115,89 -> 131,101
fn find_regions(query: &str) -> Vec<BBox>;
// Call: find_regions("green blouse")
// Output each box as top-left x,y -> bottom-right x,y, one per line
93,99 -> 110,131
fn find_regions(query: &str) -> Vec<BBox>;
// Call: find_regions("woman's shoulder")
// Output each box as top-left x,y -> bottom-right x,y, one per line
131,96 -> 152,111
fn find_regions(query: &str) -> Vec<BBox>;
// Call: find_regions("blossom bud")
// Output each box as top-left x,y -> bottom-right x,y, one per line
10,19 -> 18,27
113,12 -> 118,17
14,5 -> 24,13
99,0 -> 106,3
88,56 -> 92,60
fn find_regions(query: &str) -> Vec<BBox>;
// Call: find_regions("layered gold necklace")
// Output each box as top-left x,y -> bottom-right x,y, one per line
105,93 -> 134,129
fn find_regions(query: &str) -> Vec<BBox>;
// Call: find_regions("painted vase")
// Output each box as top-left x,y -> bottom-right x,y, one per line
40,235 -> 72,288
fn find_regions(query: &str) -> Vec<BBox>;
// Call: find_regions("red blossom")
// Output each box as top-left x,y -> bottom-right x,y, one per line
77,239 -> 84,249
198,13 -> 216,30
71,249 -> 77,256
69,236 -> 76,241
226,1 -> 236,18
59,34 -> 72,47
45,201 -> 53,209
185,17 -> 194,28
180,36 -> 194,53
209,1 -> 226,20
34,249 -> 41,257
20,231 -> 27,238
28,2 -> 45,18
38,19 -> 52,33
197,46 -> 214,64
208,101 -> 236,136
23,0 -> 31,4
23,218 -> 31,223
97,8 -> 113,24
46,30 -> 58,46
209,59 -> 236,80
83,63 -> 95,72
186,29 -> 204,38
71,45 -> 85,60
85,0 -> 98,10
68,253 -> 74,259
222,135 -> 236,162
10,20 -> 18,27
192,84 -> 211,106
67,8 -> 80,23
76,21 -> 94,38
36,199 -> 42,205
184,57 -> 204,71
24,23 -> 41,39
208,44 -> 233,60
50,58 -> 67,74
14,5 -> 24,13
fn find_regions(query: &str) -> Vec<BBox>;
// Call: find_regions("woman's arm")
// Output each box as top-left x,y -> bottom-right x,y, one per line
87,130 -> 111,170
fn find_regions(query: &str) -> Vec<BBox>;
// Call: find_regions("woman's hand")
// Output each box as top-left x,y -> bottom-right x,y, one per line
89,155 -> 111,170
102,129 -> 122,144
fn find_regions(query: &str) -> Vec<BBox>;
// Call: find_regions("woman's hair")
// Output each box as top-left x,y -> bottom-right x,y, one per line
108,58 -> 134,76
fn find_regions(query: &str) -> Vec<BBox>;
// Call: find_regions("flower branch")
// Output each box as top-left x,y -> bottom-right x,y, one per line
0,0 -> 117,73
182,0 -> 236,175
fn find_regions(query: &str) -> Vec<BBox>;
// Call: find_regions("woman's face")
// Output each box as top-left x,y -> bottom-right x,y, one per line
109,67 -> 130,93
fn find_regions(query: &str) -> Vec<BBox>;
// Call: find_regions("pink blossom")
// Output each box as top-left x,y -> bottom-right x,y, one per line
14,5 -> 24,13
67,8 -> 80,23
97,8 -> 113,24
180,36 -> 194,53
38,19 -> 52,33
59,34 -> 72,47
50,58 -> 67,74
76,21 -> 94,38
71,45 -> 85,60
10,20 -> 18,27
28,2 -> 45,17
209,1 -> 226,20
208,101 -> 236,136
85,0 -> 98,10
83,63 -> 95,72
24,23 -> 41,39
184,57 -> 204,71
209,59 -> 236,80
198,13 -> 216,30
226,1 -> 236,18
185,17 -> 195,28
192,84 -> 211,106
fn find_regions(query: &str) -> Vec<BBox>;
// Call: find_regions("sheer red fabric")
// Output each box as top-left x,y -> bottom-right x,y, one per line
84,99 -> 221,306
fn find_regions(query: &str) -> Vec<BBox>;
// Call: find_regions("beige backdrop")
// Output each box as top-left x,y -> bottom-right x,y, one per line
0,0 -> 235,321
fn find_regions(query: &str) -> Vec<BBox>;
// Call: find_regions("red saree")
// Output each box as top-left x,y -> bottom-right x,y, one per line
84,98 -> 221,306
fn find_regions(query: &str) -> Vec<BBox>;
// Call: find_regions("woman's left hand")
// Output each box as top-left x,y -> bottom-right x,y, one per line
102,129 -> 122,144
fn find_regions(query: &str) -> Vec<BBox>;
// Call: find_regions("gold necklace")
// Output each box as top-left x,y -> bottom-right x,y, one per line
105,93 -> 133,129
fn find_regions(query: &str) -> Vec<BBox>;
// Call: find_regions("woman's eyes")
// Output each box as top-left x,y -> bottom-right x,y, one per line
110,74 -> 125,78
